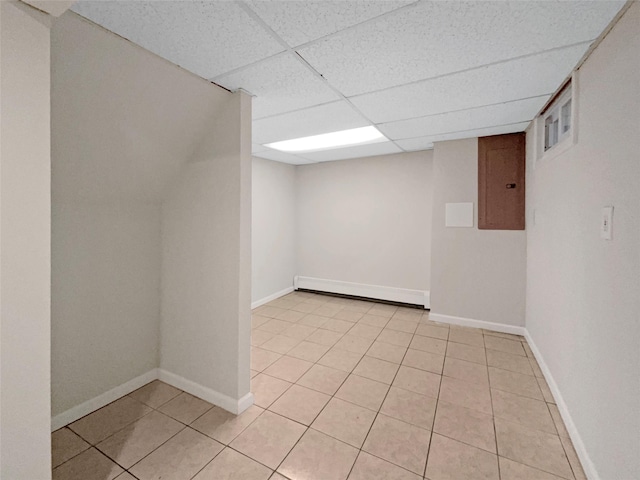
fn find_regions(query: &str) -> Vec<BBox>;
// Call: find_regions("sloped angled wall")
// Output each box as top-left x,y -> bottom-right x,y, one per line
51,12 -> 250,418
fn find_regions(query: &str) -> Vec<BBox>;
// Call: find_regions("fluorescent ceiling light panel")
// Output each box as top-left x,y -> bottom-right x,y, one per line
265,126 -> 387,153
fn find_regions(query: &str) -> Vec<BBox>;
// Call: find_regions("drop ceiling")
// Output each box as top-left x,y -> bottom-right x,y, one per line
71,0 -> 624,164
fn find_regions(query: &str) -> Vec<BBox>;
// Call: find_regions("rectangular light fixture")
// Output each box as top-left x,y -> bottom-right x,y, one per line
265,126 -> 387,153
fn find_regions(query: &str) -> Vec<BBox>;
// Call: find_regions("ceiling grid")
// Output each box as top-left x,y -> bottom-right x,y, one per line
234,0 -> 409,156
70,0 -> 626,164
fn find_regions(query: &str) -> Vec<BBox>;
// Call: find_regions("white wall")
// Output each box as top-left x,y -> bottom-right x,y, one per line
51,13 -> 219,206
296,151 -> 433,299
51,202 -> 161,414
430,138 -> 527,327
0,2 -> 52,477
161,91 -> 253,408
252,156 -> 296,304
525,3 -> 640,479
51,12 -> 250,417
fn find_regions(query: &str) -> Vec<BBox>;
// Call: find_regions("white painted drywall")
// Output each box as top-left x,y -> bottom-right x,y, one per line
51,11 -> 247,416
51,202 -> 161,414
161,90 -> 252,403
525,3 -> 640,478
430,138 -> 526,326
252,156 -> 296,304
51,13 -> 221,205
0,2 -> 52,477
296,151 -> 432,293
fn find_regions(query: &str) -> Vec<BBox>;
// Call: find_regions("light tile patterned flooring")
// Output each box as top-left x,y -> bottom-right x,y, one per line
52,291 -> 587,480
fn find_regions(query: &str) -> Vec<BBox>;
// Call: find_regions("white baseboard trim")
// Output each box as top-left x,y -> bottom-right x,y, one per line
158,369 -> 254,415
524,331 -> 599,480
295,276 -> 430,308
51,368 -> 158,431
52,367 -> 255,430
428,313 -> 527,336
251,286 -> 295,309
430,313 -> 597,477
237,391 -> 255,414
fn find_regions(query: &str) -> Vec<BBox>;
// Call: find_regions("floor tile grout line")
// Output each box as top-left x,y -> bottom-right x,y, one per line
416,426 -> 502,458
489,331 -> 580,480
136,383 -> 183,410
60,395 -> 152,446
50,428 -> 94,471
436,362 -> 570,435
345,316 -> 423,479
105,423 -> 190,474
484,331 -> 502,480
185,444 -> 255,480
264,313 -> 556,462
54,384 -> 191,473
220,440 -> 286,476
261,370 -> 506,472
489,385 -> 548,403
67,406 -> 156,448
552,420 -> 581,480
253,301 -> 384,473
63,366 -> 281,476
51,445 -> 96,474
268,294 -> 581,478
498,451 -> 577,480
189,406 -> 282,475
57,293 -> 580,479
265,303 -> 380,478
260,301 -> 425,478
437,330 -> 563,472
341,310 -> 397,479
270,346 -> 444,418
423,320 -> 450,479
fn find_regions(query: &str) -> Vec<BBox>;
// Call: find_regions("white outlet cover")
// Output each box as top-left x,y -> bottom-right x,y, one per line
445,202 -> 474,228
601,206 -> 613,240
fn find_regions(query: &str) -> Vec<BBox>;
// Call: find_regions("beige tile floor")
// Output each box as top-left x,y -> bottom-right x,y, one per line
52,291 -> 587,480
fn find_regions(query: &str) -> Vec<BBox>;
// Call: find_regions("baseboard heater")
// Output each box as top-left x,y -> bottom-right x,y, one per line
294,276 -> 430,309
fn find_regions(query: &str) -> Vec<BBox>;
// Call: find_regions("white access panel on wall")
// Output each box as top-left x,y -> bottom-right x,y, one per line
445,202 -> 474,227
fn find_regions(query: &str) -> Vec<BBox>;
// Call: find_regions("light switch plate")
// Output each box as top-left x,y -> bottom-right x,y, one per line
601,206 -> 613,240
445,202 -> 474,227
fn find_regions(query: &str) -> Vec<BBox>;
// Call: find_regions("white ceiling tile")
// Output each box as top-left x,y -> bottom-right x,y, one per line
253,101 -> 369,145
298,141 -> 402,163
51,13 -> 229,203
378,96 -> 549,140
396,121 -> 531,151
299,0 -> 624,96
252,144 -> 268,154
245,0 -> 415,47
350,45 -> 585,124
71,1 -> 623,156
394,137 -> 434,152
216,54 -> 340,119
254,149 -> 311,165
71,1 -> 284,79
